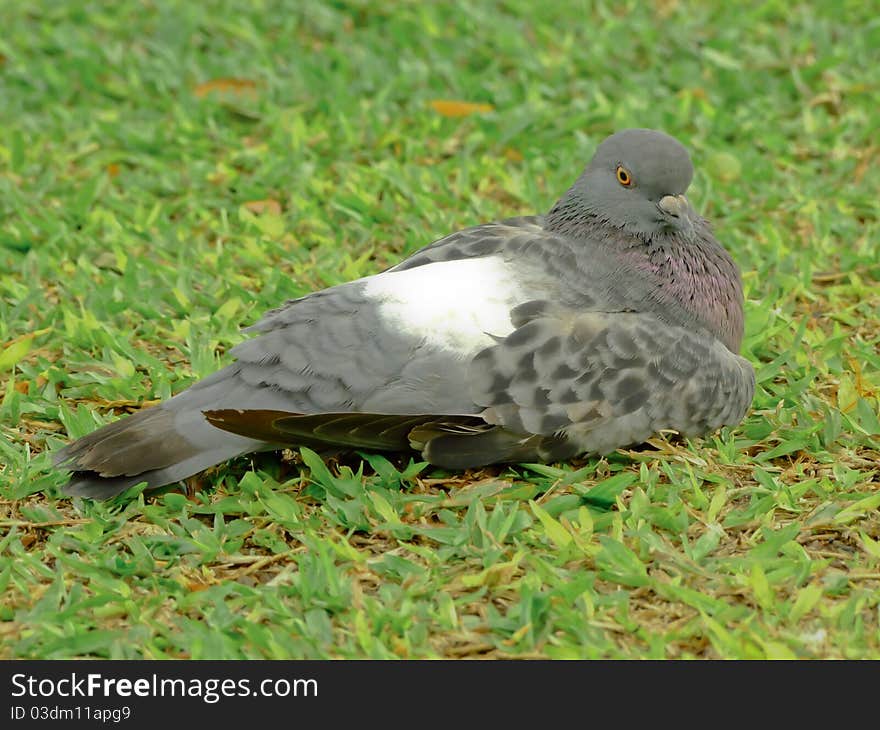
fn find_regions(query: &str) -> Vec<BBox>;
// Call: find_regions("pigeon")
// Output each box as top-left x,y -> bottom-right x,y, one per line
54,128 -> 755,499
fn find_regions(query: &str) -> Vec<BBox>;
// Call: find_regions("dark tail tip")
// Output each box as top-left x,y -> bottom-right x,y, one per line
62,472 -> 151,500
53,405 -> 201,499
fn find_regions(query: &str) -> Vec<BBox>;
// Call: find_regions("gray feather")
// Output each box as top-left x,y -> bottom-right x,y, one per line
471,307 -> 754,457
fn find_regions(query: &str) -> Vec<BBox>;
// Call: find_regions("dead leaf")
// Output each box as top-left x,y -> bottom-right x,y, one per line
244,199 -> 282,215
654,0 -> 680,19
677,87 -> 708,100
429,99 -> 494,118
193,77 -> 258,99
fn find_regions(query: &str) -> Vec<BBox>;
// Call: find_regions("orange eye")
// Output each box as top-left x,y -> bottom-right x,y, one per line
616,165 -> 633,186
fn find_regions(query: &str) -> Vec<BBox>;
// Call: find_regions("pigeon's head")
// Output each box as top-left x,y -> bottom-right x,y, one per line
548,129 -> 697,238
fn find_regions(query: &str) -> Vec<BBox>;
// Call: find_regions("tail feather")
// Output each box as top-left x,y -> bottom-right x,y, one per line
54,407 -> 198,477
61,445 -> 257,499
55,401 -> 265,499
63,472 -> 158,500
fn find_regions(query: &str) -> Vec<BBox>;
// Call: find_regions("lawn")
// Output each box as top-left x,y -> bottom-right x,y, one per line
1,0 -> 878,659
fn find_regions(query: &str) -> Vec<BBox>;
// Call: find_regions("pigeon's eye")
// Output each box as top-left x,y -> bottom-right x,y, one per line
616,166 -> 633,187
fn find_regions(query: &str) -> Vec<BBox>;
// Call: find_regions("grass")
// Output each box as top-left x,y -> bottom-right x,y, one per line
0,0 -> 878,659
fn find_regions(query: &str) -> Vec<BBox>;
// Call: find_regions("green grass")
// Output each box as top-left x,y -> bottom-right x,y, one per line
1,0 -> 879,659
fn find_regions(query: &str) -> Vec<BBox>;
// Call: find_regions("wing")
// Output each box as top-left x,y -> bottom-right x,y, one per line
388,216 -> 545,272
422,300 -> 755,465
249,216 -> 548,338
178,220 -> 562,426
204,409 -> 488,451
216,218 -> 564,418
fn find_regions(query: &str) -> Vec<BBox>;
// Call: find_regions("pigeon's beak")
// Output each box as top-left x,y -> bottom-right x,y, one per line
657,194 -> 693,234
658,194 -> 689,219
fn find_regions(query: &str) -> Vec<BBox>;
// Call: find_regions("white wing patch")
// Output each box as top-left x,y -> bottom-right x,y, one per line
363,257 -> 521,356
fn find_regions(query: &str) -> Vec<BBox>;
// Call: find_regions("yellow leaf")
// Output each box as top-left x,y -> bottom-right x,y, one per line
110,352 -> 135,378
171,287 -> 190,309
707,152 -> 742,182
859,531 -> 880,559
214,296 -> 242,323
530,501 -> 572,549
0,328 -> 50,371
750,563 -> 774,610
239,205 -> 285,238
459,552 -> 523,588
707,484 -> 728,523
0,338 -> 32,371
369,491 -> 400,524
837,372 -> 858,413
576,506 -> 593,541
677,86 -> 708,100
762,640 -> 797,660
833,493 -> 880,524
504,623 -> 532,646
244,199 -> 282,216
429,99 -> 494,118
194,77 -> 258,99
789,583 -> 822,623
